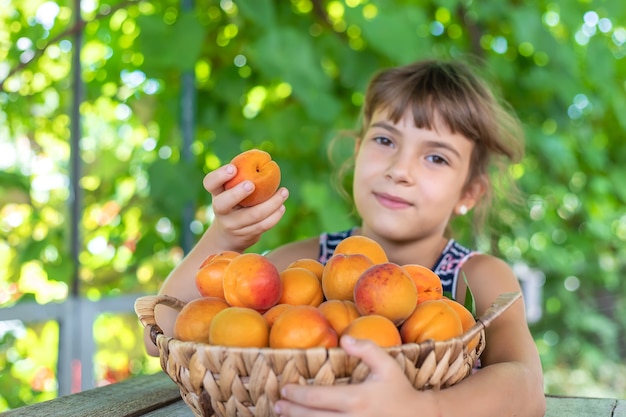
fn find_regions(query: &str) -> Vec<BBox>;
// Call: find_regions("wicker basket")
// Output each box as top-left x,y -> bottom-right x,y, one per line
135,292 -> 520,417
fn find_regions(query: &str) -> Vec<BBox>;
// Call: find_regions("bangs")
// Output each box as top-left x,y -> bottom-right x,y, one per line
362,61 -> 490,143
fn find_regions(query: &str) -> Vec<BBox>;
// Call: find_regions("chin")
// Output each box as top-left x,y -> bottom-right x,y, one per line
363,217 -> 414,242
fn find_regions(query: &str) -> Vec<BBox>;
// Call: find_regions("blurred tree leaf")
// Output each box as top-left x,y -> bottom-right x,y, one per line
147,159 -> 200,214
136,12 -> 205,71
235,0 -> 276,28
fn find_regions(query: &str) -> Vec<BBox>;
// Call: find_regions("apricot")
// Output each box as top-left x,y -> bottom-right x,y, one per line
262,304 -> 293,328
224,149 -> 281,207
199,250 -> 240,268
334,235 -> 388,264
402,264 -> 443,304
269,305 -> 338,349
342,315 -> 402,347
286,258 -> 324,281
222,253 -> 282,311
173,297 -> 230,343
196,260 -> 228,299
321,253 -> 373,301
195,251 -> 240,299
442,298 -> 479,351
277,267 -> 324,307
400,299 -> 463,344
209,306 -> 269,347
317,299 -> 360,336
353,263 -> 418,326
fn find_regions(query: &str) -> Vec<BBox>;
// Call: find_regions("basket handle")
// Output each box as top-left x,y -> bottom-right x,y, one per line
134,294 -> 187,345
460,291 -> 522,345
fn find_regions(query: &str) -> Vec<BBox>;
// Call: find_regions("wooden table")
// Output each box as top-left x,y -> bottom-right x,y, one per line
1,372 -> 624,416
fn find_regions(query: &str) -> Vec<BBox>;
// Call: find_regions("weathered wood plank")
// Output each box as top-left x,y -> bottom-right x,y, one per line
3,372 -> 625,417
545,395 -> 626,417
142,401 -> 195,416
0,373 -> 181,417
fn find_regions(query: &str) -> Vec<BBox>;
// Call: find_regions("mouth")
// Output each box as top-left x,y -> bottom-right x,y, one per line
373,192 -> 413,209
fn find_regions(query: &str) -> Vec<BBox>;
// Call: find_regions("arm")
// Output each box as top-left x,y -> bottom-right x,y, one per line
143,163 -> 289,356
434,254 -> 546,416
265,237 -> 320,272
275,255 -> 546,417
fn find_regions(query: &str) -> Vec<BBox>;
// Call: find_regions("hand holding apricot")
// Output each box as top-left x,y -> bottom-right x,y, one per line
224,149 -> 281,207
201,156 -> 288,254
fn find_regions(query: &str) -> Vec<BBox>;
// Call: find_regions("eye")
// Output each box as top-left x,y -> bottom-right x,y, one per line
426,154 -> 449,165
374,136 -> 394,147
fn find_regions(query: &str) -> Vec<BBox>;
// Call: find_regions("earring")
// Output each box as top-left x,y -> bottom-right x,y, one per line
458,205 -> 468,215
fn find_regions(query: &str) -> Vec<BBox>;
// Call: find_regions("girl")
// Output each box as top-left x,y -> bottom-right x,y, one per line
146,59 -> 546,417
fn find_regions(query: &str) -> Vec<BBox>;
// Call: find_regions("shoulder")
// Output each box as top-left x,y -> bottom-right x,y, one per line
457,254 -> 522,316
265,236 -> 320,272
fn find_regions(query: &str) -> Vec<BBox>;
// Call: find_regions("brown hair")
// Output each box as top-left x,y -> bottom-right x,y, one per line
331,58 -> 525,236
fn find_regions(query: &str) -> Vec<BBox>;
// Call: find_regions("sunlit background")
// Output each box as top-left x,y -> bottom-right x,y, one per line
1,0 -> 625,410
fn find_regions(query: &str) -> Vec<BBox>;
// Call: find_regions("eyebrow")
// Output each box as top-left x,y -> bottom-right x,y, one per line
370,121 -> 463,159
371,121 -> 401,135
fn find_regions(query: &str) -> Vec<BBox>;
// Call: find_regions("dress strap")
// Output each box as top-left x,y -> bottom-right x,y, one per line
318,228 -> 355,264
432,239 -> 480,300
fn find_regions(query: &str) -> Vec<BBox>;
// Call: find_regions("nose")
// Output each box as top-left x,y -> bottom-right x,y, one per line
385,153 -> 415,184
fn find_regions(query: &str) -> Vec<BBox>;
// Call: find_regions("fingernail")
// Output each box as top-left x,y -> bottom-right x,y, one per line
274,403 -> 281,414
342,335 -> 356,345
243,181 -> 254,192
225,164 -> 235,174
280,188 -> 288,199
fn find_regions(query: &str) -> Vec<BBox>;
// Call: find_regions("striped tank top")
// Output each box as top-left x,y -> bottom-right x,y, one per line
317,228 -> 479,300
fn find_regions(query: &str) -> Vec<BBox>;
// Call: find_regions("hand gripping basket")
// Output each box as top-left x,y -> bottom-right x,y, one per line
135,292 -> 520,417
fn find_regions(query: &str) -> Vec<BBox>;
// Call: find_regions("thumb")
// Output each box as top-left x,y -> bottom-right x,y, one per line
340,335 -> 398,378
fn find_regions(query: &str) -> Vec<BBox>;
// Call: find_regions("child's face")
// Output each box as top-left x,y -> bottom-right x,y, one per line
353,108 -> 476,242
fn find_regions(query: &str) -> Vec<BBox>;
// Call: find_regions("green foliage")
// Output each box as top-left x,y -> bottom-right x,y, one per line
1,0 -> 626,409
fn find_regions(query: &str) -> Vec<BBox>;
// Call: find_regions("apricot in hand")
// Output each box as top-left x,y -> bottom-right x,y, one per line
224,149 -> 281,207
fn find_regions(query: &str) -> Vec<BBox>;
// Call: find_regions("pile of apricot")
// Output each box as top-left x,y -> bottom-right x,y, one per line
173,235 -> 479,350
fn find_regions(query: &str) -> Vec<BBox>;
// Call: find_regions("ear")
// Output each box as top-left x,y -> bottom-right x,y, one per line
455,175 -> 487,215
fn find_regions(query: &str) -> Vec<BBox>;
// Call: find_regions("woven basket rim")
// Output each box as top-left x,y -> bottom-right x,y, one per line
135,292 -> 521,350
152,333 -> 466,354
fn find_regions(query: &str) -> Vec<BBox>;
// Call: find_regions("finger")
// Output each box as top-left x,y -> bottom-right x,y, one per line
202,164 -> 237,195
228,188 -> 288,234
244,201 -> 286,232
339,336 -> 398,379
239,187 -> 288,222
277,383 -> 348,414
274,397 -> 335,417
211,180 -> 256,215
